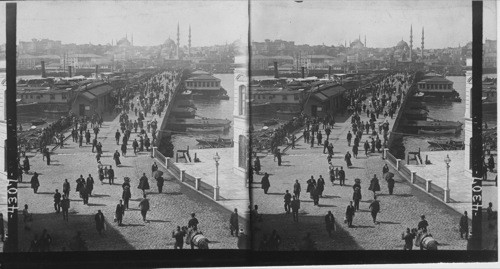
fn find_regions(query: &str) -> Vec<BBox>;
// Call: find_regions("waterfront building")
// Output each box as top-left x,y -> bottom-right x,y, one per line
303,83 -> 346,117
70,81 -> 113,116
233,54 -> 249,177
184,73 -> 223,96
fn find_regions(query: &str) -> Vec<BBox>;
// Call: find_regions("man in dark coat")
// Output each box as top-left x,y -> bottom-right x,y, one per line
311,185 -> 320,206
138,173 -> 150,195
116,200 -> 125,226
92,138 -> 97,153
115,130 -> 121,145
86,174 -> 94,196
108,167 -> 115,185
45,149 -> 51,165
488,155 -> 495,173
317,176 -> 325,197
293,179 -> 301,199
151,162 -> 158,177
418,215 -> 429,232
85,130 -> 91,145
95,210 -> 105,235
369,196 -> 380,224
81,184 -> 89,205
386,175 -> 395,195
291,196 -> 300,222
53,189 -> 61,213
113,150 -> 121,167
345,201 -> 355,228
323,139 -> 329,154
230,208 -> 239,236
459,211 -> 469,239
61,195 -> 70,221
276,150 -> 282,166
338,167 -> 346,186
254,157 -> 261,175
283,190 -> 292,214
132,139 -> 139,154
172,226 -> 186,249
347,131 -> 352,146
63,179 -> 70,197
325,211 -> 335,237
138,195 -> 150,222
188,213 -> 199,229
261,173 -> 270,194
402,228 -> 415,250
156,175 -> 164,193
30,172 -> 40,193
352,181 -> 362,211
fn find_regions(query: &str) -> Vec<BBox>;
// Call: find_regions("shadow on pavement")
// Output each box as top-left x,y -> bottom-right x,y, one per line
253,214 -> 364,250
18,212 -> 136,251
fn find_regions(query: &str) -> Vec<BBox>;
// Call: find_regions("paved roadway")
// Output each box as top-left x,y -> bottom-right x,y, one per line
251,75 -> 469,250
17,74 -> 242,251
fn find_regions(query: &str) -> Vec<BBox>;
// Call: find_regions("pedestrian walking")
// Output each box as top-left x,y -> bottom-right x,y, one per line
488,155 -> 495,173
108,167 -> 115,185
323,139 -> 329,154
312,185 -> 320,206
121,143 -> 127,156
338,167 -> 346,186
132,139 -> 139,154
188,213 -> 199,229
284,190 -> 292,214
152,162 -> 158,177
382,164 -> 389,178
261,173 -> 270,194
402,228 -> 415,250
352,180 -> 362,211
368,174 -> 381,198
79,133 -> 83,147
293,179 -> 301,199
369,196 -> 380,224
30,172 -> 40,194
276,150 -> 282,166
138,173 -> 150,195
345,201 -> 355,228
306,176 -> 316,194
291,134 -> 296,149
230,208 -> 239,236
325,211 -> 335,238
344,151 -> 352,168
317,175 -> 325,196
86,174 -> 94,196
352,145 -> 358,158
115,200 -> 125,226
92,138 -> 97,153
81,184 -> 89,205
386,174 -> 395,195
317,131 -> 322,146
138,194 -> 150,222
122,184 -> 131,209
95,210 -> 105,235
459,211 -> 469,239
364,140 -> 370,156
61,195 -> 70,221
113,150 -> 121,167
172,226 -> 186,249
53,189 -> 62,213
347,131 -> 352,146
418,215 -> 429,232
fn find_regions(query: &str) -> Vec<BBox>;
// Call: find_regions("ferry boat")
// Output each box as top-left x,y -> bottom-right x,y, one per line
416,74 -> 461,102
401,119 -> 463,133
403,108 -> 428,120
171,107 -> 196,118
166,117 -> 231,131
187,127 -> 225,133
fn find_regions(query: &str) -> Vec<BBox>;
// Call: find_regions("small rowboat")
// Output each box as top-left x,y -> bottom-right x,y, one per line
31,118 -> 47,126
418,129 -> 456,135
187,127 -> 225,133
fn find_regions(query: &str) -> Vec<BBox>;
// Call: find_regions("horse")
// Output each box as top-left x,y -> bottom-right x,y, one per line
182,226 -> 209,249
412,228 -> 438,250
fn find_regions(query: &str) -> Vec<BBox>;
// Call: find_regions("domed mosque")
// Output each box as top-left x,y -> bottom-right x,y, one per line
392,25 -> 422,62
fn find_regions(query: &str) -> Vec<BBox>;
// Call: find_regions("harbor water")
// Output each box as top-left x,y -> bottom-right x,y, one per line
402,75 -> 497,153
171,73 -> 234,152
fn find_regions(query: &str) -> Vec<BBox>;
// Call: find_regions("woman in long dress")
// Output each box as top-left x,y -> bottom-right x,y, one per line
344,151 -> 353,168
261,173 -> 270,194
113,150 -> 121,167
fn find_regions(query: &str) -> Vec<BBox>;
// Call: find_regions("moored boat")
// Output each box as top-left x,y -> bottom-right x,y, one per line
427,139 -> 465,150
167,117 -> 231,131
418,129 -> 456,135
401,119 -> 462,133
187,127 -> 225,132
31,118 -> 47,126
404,109 -> 428,120
196,137 -> 233,147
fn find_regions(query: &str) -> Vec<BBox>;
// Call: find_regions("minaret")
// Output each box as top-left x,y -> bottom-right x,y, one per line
131,34 -> 133,46
421,27 -> 424,58
409,25 -> 413,59
188,25 -> 191,57
177,22 -> 180,59
364,35 -> 366,47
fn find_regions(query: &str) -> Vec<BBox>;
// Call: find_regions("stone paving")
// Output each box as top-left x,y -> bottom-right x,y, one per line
251,76 -> 472,250
17,76 -> 244,251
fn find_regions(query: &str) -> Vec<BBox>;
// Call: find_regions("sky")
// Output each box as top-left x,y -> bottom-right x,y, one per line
4,0 -> 248,47
0,0 -> 497,49
251,0 -> 497,49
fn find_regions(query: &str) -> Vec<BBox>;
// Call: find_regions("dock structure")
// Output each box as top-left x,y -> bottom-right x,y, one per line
17,69 -> 243,251
249,73 -> 471,250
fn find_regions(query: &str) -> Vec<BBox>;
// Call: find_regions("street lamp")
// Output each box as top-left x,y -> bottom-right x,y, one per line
444,154 -> 451,203
213,152 -> 220,201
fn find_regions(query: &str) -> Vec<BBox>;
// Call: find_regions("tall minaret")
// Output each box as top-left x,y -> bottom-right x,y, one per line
364,35 -> 366,48
409,25 -> 413,59
188,25 -> 192,57
177,22 -> 180,59
421,27 -> 424,58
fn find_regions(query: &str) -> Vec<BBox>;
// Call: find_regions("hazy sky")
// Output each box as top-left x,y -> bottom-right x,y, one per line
0,0 -> 497,49
6,0 -> 248,47
251,0 -> 497,49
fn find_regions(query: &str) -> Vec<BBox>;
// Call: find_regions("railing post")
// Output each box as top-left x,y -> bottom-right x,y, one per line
396,159 -> 401,170
214,186 -> 220,201
152,146 -> 157,158
383,148 -> 388,160
426,180 -> 432,192
411,172 -> 416,184
195,177 -> 201,190
165,157 -> 170,169
180,169 -> 185,182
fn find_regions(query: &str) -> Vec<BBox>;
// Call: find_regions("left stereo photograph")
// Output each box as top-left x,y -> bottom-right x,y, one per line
2,0 -> 250,252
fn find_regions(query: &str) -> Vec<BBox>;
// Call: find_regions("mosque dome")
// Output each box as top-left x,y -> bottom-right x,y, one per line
350,39 -> 364,49
396,40 -> 409,50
